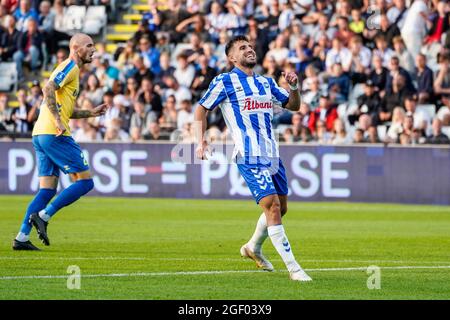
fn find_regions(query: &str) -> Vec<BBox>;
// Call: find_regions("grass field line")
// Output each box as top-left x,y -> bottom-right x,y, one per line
1,265 -> 450,281
1,256 -> 450,264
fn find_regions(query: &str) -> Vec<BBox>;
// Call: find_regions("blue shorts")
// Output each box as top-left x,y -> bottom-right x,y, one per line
32,135 -> 89,177
237,158 -> 288,204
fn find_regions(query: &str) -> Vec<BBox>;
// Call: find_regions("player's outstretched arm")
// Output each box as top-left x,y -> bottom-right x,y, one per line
194,105 -> 210,160
282,71 -> 301,112
42,80 -> 66,136
71,103 -> 108,119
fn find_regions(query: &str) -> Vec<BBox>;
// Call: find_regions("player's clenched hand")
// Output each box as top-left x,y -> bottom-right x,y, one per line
196,141 -> 211,160
55,119 -> 66,137
92,103 -> 108,117
282,71 -> 299,87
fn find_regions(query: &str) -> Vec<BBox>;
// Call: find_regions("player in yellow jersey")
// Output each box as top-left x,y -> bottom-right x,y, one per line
13,33 -> 108,250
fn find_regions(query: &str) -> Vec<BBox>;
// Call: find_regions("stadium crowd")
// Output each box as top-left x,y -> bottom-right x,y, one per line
0,0 -> 449,145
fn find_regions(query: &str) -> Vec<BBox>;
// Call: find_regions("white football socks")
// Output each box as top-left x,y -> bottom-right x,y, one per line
267,224 -> 301,273
246,213 -> 268,253
16,232 -> 29,242
38,210 -> 51,222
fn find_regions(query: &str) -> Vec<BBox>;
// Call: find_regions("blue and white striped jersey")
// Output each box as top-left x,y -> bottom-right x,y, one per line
199,67 -> 289,160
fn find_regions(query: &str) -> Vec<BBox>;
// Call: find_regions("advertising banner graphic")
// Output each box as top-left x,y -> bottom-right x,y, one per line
1,142 -> 449,205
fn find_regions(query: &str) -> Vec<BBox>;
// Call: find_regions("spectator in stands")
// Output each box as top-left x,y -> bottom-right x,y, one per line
330,118 -> 350,145
137,76 -> 162,120
415,53 -> 434,104
401,0 -> 429,58
162,75 -> 192,110
13,18 -> 42,80
404,94 -> 430,134
0,93 -> 13,133
26,79 -> 42,121
190,53 -> 216,100
205,1 -> 226,44
128,54 -> 154,84
124,76 -> 139,104
348,35 -> 372,75
392,36 -> 415,75
380,74 -> 413,123
130,100 -> 147,135
158,0 -> 193,44
368,54 -> 389,95
308,93 -> 338,134
0,15 -> 19,61
373,35 -> 395,68
353,128 -> 366,143
84,74 -> 104,107
434,53 -> 450,99
12,88 -> 31,133
423,0 -> 449,46
74,119 -> 101,142
13,0 -> 38,32
159,94 -> 177,131
367,125 -> 381,143
143,121 -> 166,140
177,99 -> 193,130
37,0 -> 56,57
174,51 -> 195,88
353,79 -> 382,125
289,112 -> 303,142
266,34 -> 289,67
399,132 -> 412,145
302,76 -> 321,111
132,19 -> 156,48
386,106 -> 406,143
138,34 -> 160,76
385,56 -> 416,94
327,62 -> 350,103
326,37 -> 351,73
388,0 -> 408,30
426,118 -> 450,144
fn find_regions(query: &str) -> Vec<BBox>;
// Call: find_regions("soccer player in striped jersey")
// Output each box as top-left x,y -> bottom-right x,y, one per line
195,35 -> 312,281
12,33 -> 108,250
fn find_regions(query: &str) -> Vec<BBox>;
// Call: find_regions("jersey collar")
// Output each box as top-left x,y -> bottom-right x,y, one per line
231,66 -> 255,78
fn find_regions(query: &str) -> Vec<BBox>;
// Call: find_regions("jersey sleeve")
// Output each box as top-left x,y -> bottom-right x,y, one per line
50,60 -> 76,88
198,74 -> 227,110
268,77 -> 289,108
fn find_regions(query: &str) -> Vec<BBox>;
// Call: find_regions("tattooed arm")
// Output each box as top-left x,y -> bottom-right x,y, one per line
42,80 -> 66,136
70,103 -> 108,119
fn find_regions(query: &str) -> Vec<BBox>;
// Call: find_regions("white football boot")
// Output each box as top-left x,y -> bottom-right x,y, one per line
289,268 -> 313,282
240,244 -> 274,272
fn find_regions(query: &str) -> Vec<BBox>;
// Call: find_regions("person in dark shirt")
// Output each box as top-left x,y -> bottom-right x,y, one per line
379,74 -> 413,123
426,118 -> 450,144
158,0 -> 192,44
349,79 -> 382,125
415,53 -> 434,103
191,54 -> 217,100
385,56 -> 416,94
327,62 -> 351,103
137,77 -> 163,119
368,54 -> 389,95
0,15 -> 20,61
12,17 -> 42,80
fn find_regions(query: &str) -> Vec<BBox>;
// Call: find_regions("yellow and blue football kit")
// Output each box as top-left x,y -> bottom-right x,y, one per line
31,59 -> 89,176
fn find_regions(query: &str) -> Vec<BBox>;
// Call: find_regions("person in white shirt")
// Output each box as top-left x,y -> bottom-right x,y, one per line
173,52 -> 196,88
325,38 -> 352,73
401,0 -> 429,58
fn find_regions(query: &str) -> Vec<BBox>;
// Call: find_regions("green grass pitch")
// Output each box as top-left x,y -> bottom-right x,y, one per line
0,196 -> 449,300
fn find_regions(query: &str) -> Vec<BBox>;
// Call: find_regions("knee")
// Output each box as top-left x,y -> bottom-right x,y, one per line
269,200 -> 281,216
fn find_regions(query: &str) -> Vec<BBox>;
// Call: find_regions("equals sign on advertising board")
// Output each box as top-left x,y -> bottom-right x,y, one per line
161,162 -> 187,184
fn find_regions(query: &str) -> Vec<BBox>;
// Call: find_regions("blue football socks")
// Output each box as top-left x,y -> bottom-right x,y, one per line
19,188 -> 56,236
41,179 -> 94,219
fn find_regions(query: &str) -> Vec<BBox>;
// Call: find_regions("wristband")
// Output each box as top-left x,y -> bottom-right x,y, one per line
288,83 -> 298,90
